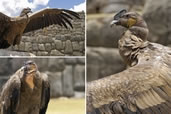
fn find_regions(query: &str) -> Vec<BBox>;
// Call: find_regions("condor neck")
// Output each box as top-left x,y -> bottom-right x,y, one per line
20,13 -> 28,18
118,22 -> 149,66
129,21 -> 149,41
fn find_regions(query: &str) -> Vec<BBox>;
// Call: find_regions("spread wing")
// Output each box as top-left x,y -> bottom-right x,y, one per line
24,8 -> 80,33
0,70 -> 22,114
0,12 -> 11,48
40,73 -> 50,114
87,62 -> 171,114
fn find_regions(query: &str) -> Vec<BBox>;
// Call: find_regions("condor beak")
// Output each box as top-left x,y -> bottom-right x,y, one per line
110,20 -> 120,27
110,9 -> 127,27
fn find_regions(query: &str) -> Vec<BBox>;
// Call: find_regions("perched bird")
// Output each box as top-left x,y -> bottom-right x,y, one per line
87,9 -> 171,114
0,7 -> 80,49
0,60 -> 50,114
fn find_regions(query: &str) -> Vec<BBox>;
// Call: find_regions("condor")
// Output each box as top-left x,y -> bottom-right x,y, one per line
87,10 -> 171,114
0,60 -> 50,114
0,8 -> 80,49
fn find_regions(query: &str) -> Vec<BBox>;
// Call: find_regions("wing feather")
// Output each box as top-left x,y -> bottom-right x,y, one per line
0,69 -> 22,114
24,8 -> 80,33
0,12 -> 11,48
87,62 -> 171,114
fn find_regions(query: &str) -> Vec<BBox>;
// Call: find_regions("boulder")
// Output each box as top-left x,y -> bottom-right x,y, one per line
87,47 -> 126,82
62,66 -> 74,97
87,0 -> 146,14
47,72 -> 63,97
87,15 -> 125,48
143,0 -> 171,45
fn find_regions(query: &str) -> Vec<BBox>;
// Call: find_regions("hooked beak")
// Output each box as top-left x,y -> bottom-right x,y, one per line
110,20 -> 120,27
29,10 -> 33,13
110,9 -> 127,27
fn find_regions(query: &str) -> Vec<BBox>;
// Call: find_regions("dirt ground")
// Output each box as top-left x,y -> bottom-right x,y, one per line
47,98 -> 85,114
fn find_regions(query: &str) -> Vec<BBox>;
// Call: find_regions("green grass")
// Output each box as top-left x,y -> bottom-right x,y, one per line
47,98 -> 85,114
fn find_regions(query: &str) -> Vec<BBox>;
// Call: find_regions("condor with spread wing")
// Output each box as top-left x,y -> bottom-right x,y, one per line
0,60 -> 50,114
0,8 -> 80,49
87,10 -> 171,114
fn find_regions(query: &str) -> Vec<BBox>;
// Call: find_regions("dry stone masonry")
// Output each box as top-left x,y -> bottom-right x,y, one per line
9,12 -> 85,56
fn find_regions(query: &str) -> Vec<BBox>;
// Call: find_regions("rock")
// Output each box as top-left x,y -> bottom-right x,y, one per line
0,50 -> 35,56
73,51 -> 83,56
74,92 -> 85,98
37,51 -> 48,56
87,47 -> 126,82
55,40 -> 63,50
48,59 -> 65,72
65,58 -> 77,65
18,42 -> 25,51
65,40 -> 73,54
77,58 -> 85,64
62,66 -> 74,97
32,43 -> 39,51
0,77 -> 9,91
87,0 -> 145,14
10,58 -> 28,73
45,43 -> 51,51
25,42 -> 32,51
50,50 -> 64,56
87,16 -> 125,48
143,0 -> 171,45
30,58 -> 48,72
72,42 -> 80,51
38,44 -> 45,51
73,65 -> 85,91
79,41 -> 85,52
47,72 -> 63,97
0,59 -> 13,75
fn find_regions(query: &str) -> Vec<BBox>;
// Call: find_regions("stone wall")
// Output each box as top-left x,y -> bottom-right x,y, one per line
8,12 -> 85,56
0,58 -> 85,98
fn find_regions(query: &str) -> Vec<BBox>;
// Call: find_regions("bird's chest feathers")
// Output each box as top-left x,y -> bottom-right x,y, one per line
25,73 -> 35,90
118,31 -> 145,66
6,20 -> 27,45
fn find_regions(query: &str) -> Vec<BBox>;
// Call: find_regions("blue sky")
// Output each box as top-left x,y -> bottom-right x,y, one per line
48,0 -> 85,9
34,0 -> 85,11
0,0 -> 86,16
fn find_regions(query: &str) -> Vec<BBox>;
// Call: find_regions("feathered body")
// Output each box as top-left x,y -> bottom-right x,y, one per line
0,61 -> 50,114
87,10 -> 171,114
0,8 -> 80,49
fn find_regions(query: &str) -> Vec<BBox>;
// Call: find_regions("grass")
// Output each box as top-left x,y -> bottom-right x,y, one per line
47,98 -> 85,114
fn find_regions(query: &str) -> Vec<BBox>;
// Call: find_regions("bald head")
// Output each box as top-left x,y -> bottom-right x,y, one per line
24,60 -> 37,74
20,7 -> 32,17
110,10 -> 147,28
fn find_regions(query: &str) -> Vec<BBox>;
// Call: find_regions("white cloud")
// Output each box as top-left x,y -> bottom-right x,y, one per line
70,1 -> 86,12
0,0 -> 49,16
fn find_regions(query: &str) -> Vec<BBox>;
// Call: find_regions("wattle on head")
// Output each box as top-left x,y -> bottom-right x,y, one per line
110,9 -> 149,40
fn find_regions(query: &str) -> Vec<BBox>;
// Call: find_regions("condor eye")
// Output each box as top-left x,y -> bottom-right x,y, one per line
125,14 -> 129,18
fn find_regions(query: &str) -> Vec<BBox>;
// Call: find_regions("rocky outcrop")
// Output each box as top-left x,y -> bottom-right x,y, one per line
87,47 -> 125,82
87,0 -> 146,14
87,15 -> 125,48
7,12 -> 85,56
143,0 -> 171,46
0,58 -> 85,98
